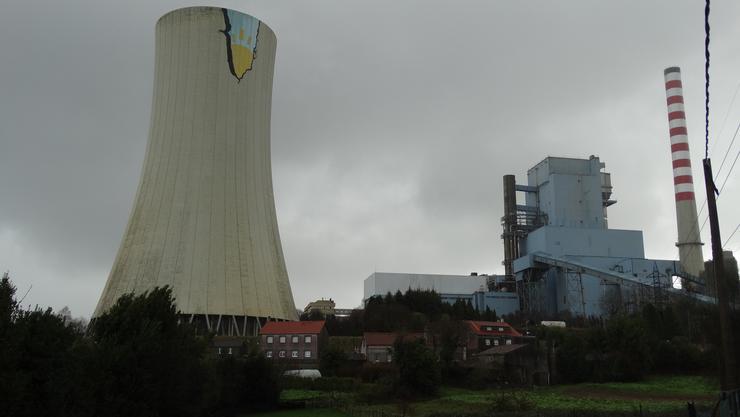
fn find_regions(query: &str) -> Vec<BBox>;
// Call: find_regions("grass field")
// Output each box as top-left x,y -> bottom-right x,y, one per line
434,375 -> 717,413
261,375 -> 718,416
246,408 -> 349,417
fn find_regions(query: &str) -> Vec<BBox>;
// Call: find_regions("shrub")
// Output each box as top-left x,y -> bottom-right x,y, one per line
393,338 -> 441,398
87,287 -> 210,417
488,391 -> 534,412
240,351 -> 282,411
280,376 -> 358,392
359,362 -> 398,383
320,344 -> 348,376
357,377 -> 398,403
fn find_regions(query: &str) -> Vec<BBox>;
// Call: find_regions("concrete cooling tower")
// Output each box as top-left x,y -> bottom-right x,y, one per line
94,7 -> 298,335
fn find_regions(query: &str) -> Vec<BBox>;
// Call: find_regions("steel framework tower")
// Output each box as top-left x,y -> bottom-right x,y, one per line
94,7 -> 298,334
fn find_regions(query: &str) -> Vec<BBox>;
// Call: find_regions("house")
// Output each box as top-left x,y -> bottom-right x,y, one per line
304,299 -> 336,317
473,343 -> 532,384
473,342 -> 549,386
259,321 -> 328,368
211,336 -> 249,356
463,321 -> 524,355
361,332 -> 425,363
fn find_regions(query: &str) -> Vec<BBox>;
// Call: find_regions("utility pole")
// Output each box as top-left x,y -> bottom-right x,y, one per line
702,158 -> 739,410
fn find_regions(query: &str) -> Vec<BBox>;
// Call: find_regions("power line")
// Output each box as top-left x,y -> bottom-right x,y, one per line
714,119 -> 740,180
712,82 -> 740,155
724,222 -> 740,247
717,148 -> 740,196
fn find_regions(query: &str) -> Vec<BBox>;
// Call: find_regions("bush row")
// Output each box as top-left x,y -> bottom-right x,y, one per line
280,376 -> 359,392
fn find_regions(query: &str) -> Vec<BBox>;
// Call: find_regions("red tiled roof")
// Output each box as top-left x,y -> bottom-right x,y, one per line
465,321 -> 522,337
363,332 -> 424,347
260,320 -> 325,335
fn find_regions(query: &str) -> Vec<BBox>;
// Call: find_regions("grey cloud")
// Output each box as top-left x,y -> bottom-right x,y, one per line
1,0 -> 739,315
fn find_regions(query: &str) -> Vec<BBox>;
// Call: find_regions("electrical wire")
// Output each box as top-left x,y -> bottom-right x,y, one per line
711,83 -> 740,155
724,222 -> 740,247
717,149 -> 740,195
714,120 -> 740,181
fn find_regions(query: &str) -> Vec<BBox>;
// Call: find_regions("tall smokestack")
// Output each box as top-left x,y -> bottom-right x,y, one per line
663,67 -> 704,284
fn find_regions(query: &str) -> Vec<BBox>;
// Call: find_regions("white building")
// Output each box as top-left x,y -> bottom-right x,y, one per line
363,272 -> 520,316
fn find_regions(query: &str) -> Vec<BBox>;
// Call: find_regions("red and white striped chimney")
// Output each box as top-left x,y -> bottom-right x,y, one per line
664,67 -> 704,281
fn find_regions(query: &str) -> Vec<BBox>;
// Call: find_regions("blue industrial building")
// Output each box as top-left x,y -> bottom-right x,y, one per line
361,155 -> 707,320
503,156 -> 693,318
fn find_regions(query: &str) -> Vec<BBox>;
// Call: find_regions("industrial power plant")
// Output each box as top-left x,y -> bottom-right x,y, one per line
94,7 -> 297,336
364,68 -> 725,319
95,6 -> 730,335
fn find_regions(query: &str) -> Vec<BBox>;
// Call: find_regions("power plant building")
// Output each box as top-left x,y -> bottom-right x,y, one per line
94,7 -> 297,335
507,156 -> 689,317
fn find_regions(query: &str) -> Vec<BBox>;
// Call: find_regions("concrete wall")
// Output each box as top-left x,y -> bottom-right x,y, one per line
95,7 -> 297,320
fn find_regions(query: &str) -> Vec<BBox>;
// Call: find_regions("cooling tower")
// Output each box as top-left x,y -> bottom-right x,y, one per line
663,67 -> 704,283
94,7 -> 298,335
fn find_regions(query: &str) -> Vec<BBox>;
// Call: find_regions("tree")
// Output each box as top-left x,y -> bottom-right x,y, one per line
603,315 -> 652,381
300,309 -> 325,321
554,329 -> 591,383
0,273 -> 18,331
428,318 -> 465,369
0,273 -> 92,417
320,343 -> 348,377
241,350 -> 281,411
392,338 -> 440,398
88,287 -> 209,417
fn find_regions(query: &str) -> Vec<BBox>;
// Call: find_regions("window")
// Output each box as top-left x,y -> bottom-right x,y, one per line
506,339 -> 512,345
304,335 -> 312,343
279,336 -> 286,344
266,351 -> 273,358
292,336 -> 299,344
218,347 -> 223,355
494,339 -> 500,346
484,339 -> 491,346
228,347 -> 233,355
292,350 -> 299,358
266,336 -> 273,344
304,350 -> 311,358
278,350 -> 286,358
485,326 -> 492,331
498,327 -> 504,332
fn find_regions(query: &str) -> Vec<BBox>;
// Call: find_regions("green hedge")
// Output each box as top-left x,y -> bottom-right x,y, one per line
280,376 -> 358,392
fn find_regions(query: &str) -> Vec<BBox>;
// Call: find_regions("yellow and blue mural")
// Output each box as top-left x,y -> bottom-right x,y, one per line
221,9 -> 260,81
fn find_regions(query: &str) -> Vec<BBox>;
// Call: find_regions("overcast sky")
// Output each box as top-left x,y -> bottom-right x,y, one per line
1,0 -> 739,318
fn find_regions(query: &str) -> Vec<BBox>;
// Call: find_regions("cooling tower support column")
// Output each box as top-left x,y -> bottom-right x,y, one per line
94,7 -> 298,332
663,67 -> 704,284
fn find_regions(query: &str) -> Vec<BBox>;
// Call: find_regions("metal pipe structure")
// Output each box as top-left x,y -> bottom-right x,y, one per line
94,7 -> 298,334
663,67 -> 705,286
502,175 -> 518,281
